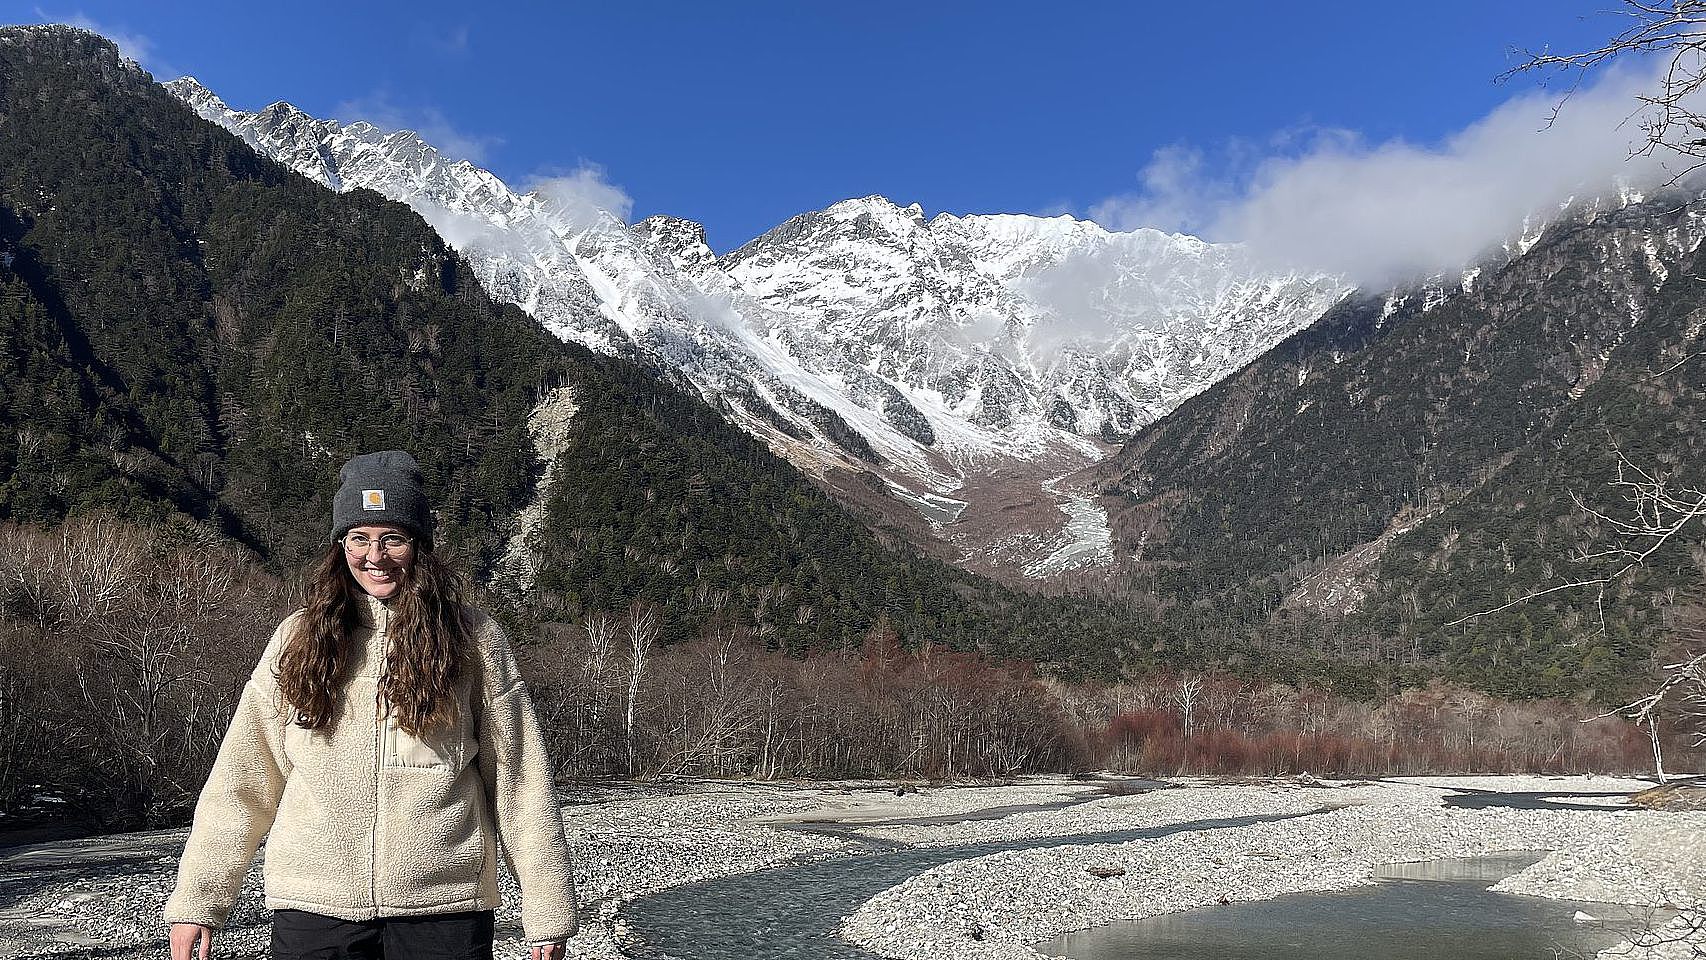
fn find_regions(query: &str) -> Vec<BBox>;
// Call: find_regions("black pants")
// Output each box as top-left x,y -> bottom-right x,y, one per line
271,909 -> 495,960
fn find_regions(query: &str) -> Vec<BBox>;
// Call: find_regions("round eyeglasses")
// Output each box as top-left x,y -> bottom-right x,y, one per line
341,532 -> 415,556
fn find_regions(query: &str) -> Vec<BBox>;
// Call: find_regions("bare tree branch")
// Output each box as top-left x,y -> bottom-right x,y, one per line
1510,1 -> 1706,181
1449,444 -> 1706,630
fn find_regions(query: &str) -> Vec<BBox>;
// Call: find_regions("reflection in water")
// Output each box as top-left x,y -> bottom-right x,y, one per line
1037,853 -> 1643,960
1372,852 -> 1545,882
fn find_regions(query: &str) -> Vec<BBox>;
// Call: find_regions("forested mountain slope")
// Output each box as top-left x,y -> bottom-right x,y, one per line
0,26 -> 1133,670
1096,189 -> 1706,697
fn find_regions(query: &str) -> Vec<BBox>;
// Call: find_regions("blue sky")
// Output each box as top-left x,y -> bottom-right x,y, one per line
24,2 -> 1637,256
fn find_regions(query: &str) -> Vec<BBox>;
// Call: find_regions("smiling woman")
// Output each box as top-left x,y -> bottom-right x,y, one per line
161,451 -> 577,960
342,526 -> 416,600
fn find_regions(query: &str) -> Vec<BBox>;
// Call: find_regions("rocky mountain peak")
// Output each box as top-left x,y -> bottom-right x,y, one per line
171,78 -> 1350,581
827,195 -> 927,228
162,76 -> 221,110
632,216 -> 716,274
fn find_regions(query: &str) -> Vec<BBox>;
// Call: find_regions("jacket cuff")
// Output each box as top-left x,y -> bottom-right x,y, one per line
163,912 -> 223,929
522,918 -> 577,944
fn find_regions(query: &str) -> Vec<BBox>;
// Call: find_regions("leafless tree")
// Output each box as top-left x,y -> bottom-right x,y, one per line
1509,9 -> 1706,770
650,625 -> 761,775
524,613 -> 623,778
1172,675 -> 1204,770
623,602 -> 658,777
0,516 -> 278,826
580,612 -> 618,689
1573,459 -> 1706,780
1612,620 -> 1706,783
1450,449 -> 1706,780
1513,1 -> 1706,180
754,671 -> 789,780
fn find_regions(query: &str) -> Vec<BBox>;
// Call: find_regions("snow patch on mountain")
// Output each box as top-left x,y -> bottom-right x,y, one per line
169,77 -> 1350,579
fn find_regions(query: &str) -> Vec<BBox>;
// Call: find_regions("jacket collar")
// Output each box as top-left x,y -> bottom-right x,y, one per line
354,592 -> 392,629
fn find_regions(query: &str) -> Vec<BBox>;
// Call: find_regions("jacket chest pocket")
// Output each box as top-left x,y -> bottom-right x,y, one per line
375,636 -> 474,771
383,715 -> 466,770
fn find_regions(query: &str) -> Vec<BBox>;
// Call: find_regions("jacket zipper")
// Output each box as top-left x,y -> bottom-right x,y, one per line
371,603 -> 386,912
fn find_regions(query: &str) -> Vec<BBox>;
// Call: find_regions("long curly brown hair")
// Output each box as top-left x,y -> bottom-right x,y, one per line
276,543 -> 472,737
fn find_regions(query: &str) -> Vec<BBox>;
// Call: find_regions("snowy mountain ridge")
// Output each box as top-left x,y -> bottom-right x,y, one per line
167,77 -> 1351,579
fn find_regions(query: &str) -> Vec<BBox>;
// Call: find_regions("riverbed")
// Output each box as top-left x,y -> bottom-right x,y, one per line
0,775 -> 1697,960
842,776 -> 1703,960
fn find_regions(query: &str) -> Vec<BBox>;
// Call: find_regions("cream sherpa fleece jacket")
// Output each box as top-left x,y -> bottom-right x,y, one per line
163,596 -> 577,943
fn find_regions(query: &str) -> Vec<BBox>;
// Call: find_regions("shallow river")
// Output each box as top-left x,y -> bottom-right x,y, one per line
623,788 -> 1655,960
1036,852 -> 1644,960
624,809 -> 1316,959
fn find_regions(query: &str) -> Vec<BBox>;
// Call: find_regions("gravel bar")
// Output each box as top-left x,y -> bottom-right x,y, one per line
838,777 -> 1705,960
4,776 -> 1697,960
0,781 -> 857,960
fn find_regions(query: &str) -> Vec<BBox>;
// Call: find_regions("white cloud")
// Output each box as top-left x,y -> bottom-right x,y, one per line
1092,64 -> 1686,287
333,92 -> 501,165
410,199 -> 517,254
524,164 -> 634,229
1091,144 -> 1224,236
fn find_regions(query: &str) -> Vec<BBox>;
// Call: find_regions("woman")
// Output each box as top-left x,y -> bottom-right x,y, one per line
164,450 -> 576,960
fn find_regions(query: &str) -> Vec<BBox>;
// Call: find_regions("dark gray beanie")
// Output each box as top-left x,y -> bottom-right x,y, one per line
330,450 -> 433,543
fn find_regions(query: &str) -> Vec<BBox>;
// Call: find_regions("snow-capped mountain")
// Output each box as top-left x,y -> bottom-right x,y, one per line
167,77 -> 1350,579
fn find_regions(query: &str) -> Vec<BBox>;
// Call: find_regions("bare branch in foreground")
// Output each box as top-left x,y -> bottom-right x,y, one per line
1510,2 -> 1706,181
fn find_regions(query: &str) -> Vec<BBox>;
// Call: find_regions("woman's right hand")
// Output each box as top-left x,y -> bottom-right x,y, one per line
169,923 -> 214,960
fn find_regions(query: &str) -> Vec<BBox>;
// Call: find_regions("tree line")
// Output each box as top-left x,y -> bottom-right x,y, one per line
3,514 -> 1688,833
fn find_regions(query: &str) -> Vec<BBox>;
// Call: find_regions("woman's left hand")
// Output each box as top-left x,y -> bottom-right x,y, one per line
530,941 -> 565,960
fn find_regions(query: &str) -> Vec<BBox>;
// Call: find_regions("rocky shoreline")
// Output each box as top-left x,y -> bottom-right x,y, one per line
0,780 -> 836,959
841,776 -> 1705,960
1,775 -> 1698,959
0,778 -> 1085,959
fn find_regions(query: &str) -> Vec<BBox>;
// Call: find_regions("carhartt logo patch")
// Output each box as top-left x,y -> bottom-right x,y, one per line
362,489 -> 387,510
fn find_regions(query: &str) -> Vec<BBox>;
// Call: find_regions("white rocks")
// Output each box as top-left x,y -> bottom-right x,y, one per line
4,777 -> 1697,960
757,777 -> 1099,828
0,782 -> 852,959
839,778 -> 1706,960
